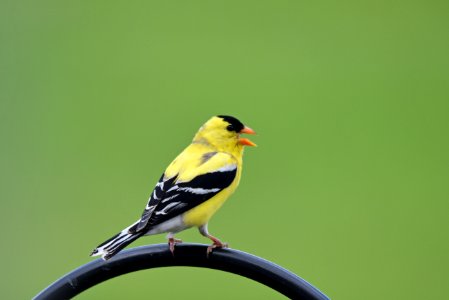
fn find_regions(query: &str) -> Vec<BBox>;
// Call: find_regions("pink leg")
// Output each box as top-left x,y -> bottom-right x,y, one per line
167,233 -> 182,256
198,224 -> 228,257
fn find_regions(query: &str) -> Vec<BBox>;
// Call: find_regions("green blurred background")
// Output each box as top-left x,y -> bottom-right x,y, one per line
1,0 -> 448,299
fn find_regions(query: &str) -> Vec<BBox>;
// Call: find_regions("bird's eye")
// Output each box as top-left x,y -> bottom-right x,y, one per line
226,124 -> 235,132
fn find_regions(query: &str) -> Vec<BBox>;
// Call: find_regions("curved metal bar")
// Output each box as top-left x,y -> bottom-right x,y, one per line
33,244 -> 329,300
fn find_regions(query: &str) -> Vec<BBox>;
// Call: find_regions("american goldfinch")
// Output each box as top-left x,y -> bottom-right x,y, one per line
91,115 -> 256,260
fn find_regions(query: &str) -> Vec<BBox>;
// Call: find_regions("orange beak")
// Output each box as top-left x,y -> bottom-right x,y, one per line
240,126 -> 256,135
239,126 -> 257,147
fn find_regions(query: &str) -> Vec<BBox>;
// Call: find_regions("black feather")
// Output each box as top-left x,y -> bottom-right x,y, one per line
134,166 -> 237,232
217,115 -> 244,133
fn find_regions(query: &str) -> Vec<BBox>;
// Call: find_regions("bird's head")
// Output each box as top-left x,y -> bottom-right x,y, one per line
193,115 -> 257,152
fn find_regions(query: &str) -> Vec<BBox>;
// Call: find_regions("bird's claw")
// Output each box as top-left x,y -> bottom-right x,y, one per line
168,238 -> 183,256
207,241 -> 228,257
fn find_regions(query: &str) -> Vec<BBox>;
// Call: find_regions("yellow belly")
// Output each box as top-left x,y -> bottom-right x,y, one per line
183,188 -> 233,227
181,156 -> 242,227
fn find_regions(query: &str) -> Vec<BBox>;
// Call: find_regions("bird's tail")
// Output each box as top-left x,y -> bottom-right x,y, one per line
90,220 -> 143,260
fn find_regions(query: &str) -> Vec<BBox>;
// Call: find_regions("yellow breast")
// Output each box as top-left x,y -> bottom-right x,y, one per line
164,136 -> 244,227
183,169 -> 241,227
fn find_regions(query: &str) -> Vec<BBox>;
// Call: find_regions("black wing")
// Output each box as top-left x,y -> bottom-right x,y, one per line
131,174 -> 176,233
132,165 -> 237,233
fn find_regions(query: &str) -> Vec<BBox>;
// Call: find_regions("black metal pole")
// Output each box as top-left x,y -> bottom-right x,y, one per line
33,243 -> 329,300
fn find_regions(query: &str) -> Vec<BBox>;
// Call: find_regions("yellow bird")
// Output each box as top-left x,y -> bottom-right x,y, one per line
91,115 -> 256,260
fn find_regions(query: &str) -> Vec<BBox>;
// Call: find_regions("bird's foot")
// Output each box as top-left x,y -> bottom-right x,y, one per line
168,237 -> 183,256
207,238 -> 228,257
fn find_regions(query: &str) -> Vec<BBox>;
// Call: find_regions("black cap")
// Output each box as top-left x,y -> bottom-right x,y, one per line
217,115 -> 244,133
